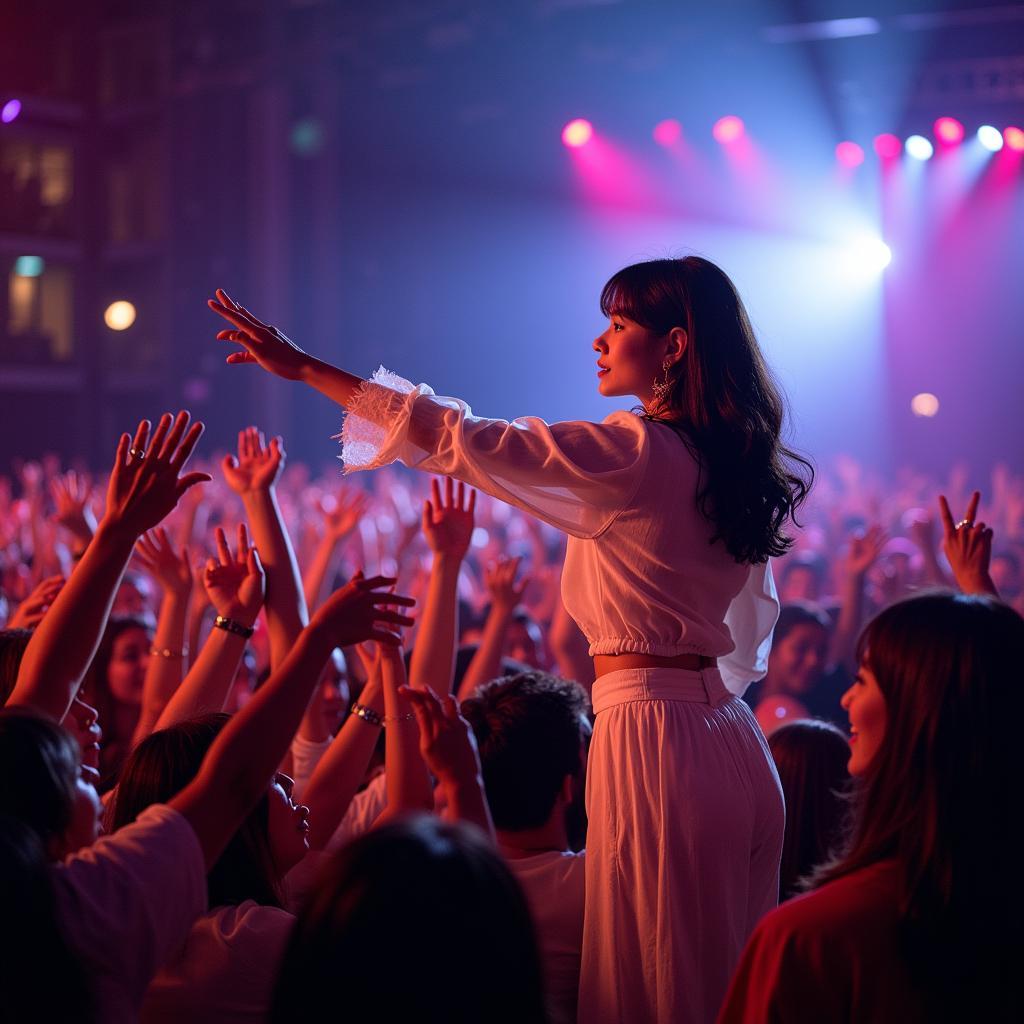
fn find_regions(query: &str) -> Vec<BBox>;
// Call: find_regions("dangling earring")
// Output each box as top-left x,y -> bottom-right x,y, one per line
651,358 -> 673,407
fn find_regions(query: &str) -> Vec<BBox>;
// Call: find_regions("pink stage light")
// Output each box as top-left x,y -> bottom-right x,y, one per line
1,99 -> 21,124
712,115 -> 745,144
653,118 -> 682,147
934,117 -> 964,145
1004,126 -> 1024,152
836,141 -> 865,167
873,133 -> 903,159
561,118 -> 594,148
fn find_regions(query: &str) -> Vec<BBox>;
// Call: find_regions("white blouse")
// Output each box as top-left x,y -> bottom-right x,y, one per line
341,369 -> 778,695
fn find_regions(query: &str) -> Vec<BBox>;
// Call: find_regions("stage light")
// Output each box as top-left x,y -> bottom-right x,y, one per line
836,141 -> 865,167
934,117 -> 964,145
873,133 -> 902,159
712,116 -> 745,144
104,300 -> 137,331
977,125 -> 1004,152
561,119 -> 593,148
905,135 -> 934,160
911,393 -> 939,417
1005,127 -> 1024,152
13,256 -> 44,277
1,99 -> 21,124
851,237 -> 892,272
653,119 -> 682,147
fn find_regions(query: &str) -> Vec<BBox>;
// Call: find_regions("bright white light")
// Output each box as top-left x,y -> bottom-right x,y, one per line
911,393 -> 939,417
905,134 -> 934,160
847,237 -> 892,273
977,125 -> 1003,152
104,300 -> 137,330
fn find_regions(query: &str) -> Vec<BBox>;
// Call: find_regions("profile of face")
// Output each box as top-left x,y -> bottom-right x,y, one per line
106,627 -> 151,706
318,650 -> 350,736
840,662 -> 887,775
593,313 -> 682,407
62,696 -> 102,771
769,623 -> 828,696
267,772 -> 310,873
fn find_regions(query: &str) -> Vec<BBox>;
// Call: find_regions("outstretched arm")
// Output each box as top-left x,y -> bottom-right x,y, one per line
828,525 -> 887,674
939,491 -> 1000,598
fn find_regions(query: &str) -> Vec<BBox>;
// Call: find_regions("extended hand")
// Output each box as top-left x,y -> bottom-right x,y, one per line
844,524 -> 887,578
938,491 -> 998,597
49,470 -> 97,545
209,289 -> 311,381
422,478 -> 476,559
222,426 -> 285,495
324,487 -> 370,542
311,574 -> 415,648
7,574 -> 65,630
400,685 -> 482,787
135,527 -> 194,599
203,523 -> 266,623
484,556 -> 530,614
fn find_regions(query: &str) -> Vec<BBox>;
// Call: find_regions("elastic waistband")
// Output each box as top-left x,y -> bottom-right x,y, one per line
592,666 -> 731,715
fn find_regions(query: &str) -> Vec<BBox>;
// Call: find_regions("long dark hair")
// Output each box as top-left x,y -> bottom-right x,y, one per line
813,592 -> 1023,1015
272,816 -> 549,1023
600,256 -> 812,563
767,719 -> 850,901
108,713 -> 285,909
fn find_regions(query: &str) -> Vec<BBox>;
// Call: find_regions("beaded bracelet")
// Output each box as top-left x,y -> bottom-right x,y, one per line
382,712 -> 416,724
150,646 -> 189,659
213,615 -> 255,639
350,702 -> 383,728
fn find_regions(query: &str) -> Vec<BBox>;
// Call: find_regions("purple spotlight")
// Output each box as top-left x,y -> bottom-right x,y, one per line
653,118 -> 682,147
1,99 -> 22,124
712,115 -> 745,144
836,141 -> 865,167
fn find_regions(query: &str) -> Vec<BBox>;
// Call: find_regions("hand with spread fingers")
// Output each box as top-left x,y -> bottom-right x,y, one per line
484,556 -> 531,614
843,524 -> 888,579
49,470 -> 97,549
222,426 -> 286,496
310,574 -> 415,649
7,574 -> 65,630
103,411 -> 211,540
938,490 -> 999,598
400,686 -> 481,787
324,487 -> 370,542
422,478 -> 477,560
209,289 -> 312,382
135,527 -> 194,600
203,524 -> 266,626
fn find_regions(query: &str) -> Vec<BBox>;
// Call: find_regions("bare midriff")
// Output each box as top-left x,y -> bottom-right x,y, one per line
593,651 -> 718,680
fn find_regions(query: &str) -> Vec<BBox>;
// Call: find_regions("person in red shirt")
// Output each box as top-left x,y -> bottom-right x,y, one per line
719,506 -> 1023,1022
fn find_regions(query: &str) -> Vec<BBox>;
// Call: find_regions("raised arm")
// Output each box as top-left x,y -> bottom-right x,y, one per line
169,575 -> 415,869
938,491 -> 1000,598
411,478 -> 475,699
222,426 -> 307,668
828,525 -> 887,674
303,487 -> 369,613
7,412 -> 210,721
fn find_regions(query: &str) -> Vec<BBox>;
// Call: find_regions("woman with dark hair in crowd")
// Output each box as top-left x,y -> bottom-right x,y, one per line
211,254 -> 811,1022
767,719 -> 850,901
720,589 -> 1023,1022
271,816 -> 548,1024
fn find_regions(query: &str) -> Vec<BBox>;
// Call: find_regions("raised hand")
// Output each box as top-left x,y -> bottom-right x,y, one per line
310,574 -> 415,649
135,527 -> 193,599
7,574 -> 65,630
49,470 -> 97,546
323,487 -> 369,542
422,478 -> 476,559
938,491 -> 998,597
209,289 -> 311,381
484,556 -> 530,613
203,524 -> 266,623
104,411 -> 211,540
400,686 -> 483,787
222,426 -> 285,495
843,524 -> 887,578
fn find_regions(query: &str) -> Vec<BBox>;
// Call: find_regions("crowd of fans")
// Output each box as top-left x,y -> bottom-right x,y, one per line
1,416 -> 1020,1021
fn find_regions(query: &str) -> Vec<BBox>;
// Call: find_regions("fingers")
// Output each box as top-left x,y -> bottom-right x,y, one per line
431,477 -> 442,512
113,433 -> 131,472
965,490 -> 981,524
129,419 -> 151,462
370,628 -> 403,646
467,487 -> 476,514
148,412 -> 174,460
169,421 -> 205,471
237,521 -> 250,558
445,476 -> 453,509
938,495 -> 955,535
368,592 -> 416,607
215,525 -> 232,565
357,575 -> 398,589
226,352 -> 258,365
246,547 -> 263,576
375,608 -> 416,627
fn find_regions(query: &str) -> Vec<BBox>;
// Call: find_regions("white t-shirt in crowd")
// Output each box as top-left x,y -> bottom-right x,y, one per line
141,901 -> 295,1023
507,849 -> 586,1024
51,803 -> 207,1024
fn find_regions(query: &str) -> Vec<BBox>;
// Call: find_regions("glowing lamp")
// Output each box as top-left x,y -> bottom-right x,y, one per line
561,119 -> 593,148
977,126 -> 1004,152
712,115 -> 745,144
905,135 -> 934,160
911,393 -> 939,418
1004,127 -> 1024,152
653,119 -> 682,147
835,141 -> 865,167
873,133 -> 902,159
933,117 -> 964,145
1,99 -> 21,124
104,300 -> 137,331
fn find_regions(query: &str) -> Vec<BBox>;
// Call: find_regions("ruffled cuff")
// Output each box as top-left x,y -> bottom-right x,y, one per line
338,365 -> 428,473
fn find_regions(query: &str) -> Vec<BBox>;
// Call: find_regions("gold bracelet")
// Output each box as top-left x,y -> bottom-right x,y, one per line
150,646 -> 189,659
350,702 -> 383,727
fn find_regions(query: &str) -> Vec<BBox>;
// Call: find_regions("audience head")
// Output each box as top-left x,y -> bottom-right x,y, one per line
767,719 -> 850,900
461,671 -> 590,833
110,713 -> 309,908
779,552 -> 828,602
272,816 -> 548,1023
765,602 -> 831,698
507,610 -> 544,668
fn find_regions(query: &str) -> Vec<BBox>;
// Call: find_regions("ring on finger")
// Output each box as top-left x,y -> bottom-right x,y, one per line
129,447 -> 147,461
956,519 -> 974,529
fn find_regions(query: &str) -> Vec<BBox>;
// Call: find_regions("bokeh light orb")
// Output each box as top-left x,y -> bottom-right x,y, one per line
905,135 -> 934,160
289,117 -> 324,157
561,118 -> 593,148
873,133 -> 902,159
836,141 -> 865,167
712,115 -> 745,144
934,117 -> 964,144
1,99 -> 21,124
104,300 -> 137,331
652,118 -> 682,147
911,393 -> 939,418
977,125 -> 1004,152
13,255 -> 44,277
1004,127 -> 1024,152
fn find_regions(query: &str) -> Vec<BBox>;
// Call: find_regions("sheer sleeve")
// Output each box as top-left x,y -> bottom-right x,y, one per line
339,367 -> 649,539
719,561 -> 779,696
